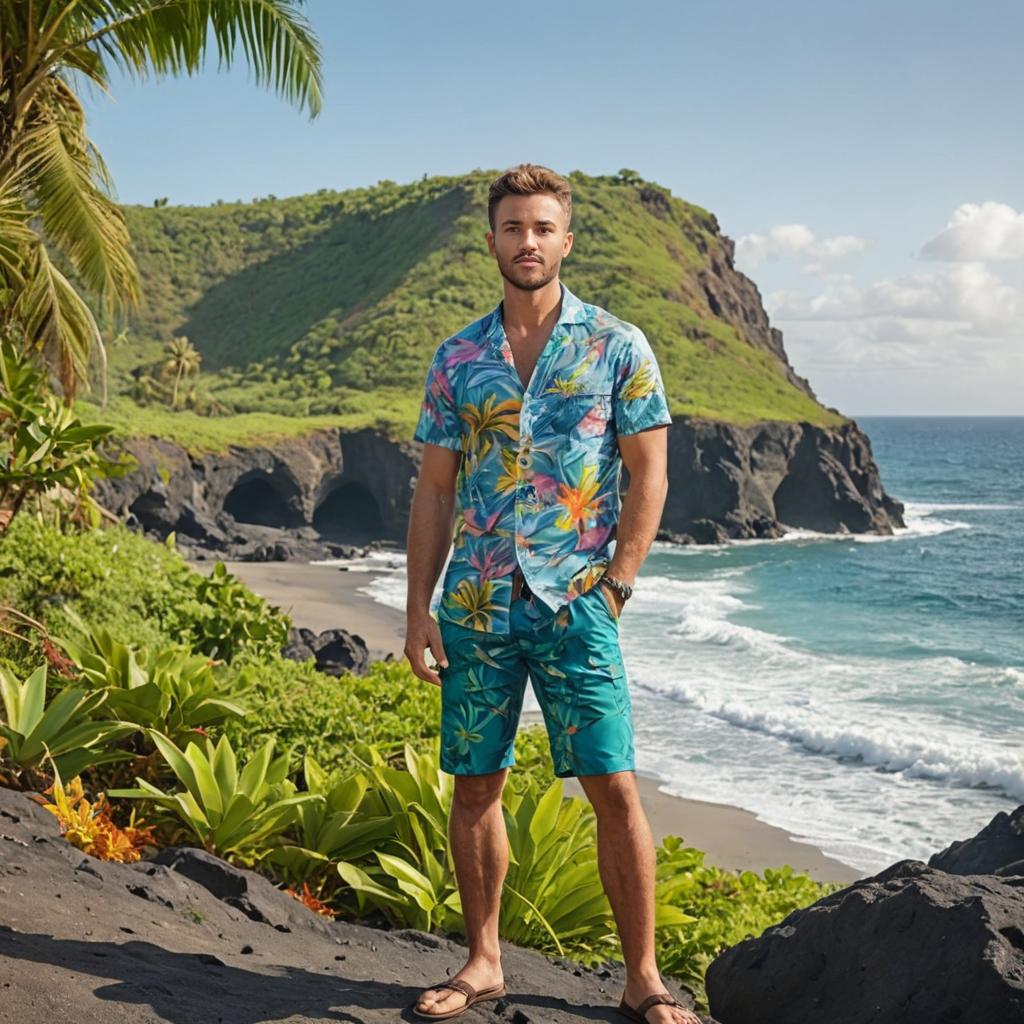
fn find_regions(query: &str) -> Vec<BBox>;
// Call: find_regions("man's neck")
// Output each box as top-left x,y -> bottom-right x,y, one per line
501,278 -> 563,336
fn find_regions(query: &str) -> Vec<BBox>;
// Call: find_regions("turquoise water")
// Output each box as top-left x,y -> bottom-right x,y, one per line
353,416 -> 1023,875
614,416 -> 1023,874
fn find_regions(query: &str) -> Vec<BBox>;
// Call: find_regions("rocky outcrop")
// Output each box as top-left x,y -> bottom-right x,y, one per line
657,417 -> 905,543
634,192 -> 816,402
928,804 -> 1024,877
695,212 -> 817,402
94,415 -> 903,559
0,786 -> 713,1023
703,805 -> 1024,1024
93,427 -> 422,559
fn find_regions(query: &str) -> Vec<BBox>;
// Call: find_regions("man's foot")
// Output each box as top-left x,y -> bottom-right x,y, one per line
621,980 -> 703,1024
414,956 -> 504,1018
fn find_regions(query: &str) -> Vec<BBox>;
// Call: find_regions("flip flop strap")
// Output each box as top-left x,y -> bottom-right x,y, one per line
637,992 -> 685,1017
432,978 -> 476,1000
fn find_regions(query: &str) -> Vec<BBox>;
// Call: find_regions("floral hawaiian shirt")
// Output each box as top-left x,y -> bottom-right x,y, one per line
413,282 -> 672,634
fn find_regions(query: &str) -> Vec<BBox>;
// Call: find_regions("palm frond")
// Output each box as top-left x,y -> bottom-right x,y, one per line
68,1 -> 324,118
12,240 -> 105,401
0,172 -> 36,288
14,84 -> 139,312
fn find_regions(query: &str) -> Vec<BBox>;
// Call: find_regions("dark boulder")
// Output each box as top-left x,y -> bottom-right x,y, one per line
929,804 -> 1024,878
705,858 -> 1024,1024
247,540 -> 298,562
282,626 -> 370,677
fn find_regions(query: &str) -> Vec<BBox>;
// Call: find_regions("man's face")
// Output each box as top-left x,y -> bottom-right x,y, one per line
486,193 -> 573,292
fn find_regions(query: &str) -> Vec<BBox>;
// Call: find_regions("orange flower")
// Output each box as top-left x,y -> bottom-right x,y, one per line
555,464 -> 603,533
35,776 -> 157,863
285,881 -> 336,918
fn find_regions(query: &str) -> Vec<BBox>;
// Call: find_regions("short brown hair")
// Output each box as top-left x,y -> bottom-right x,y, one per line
488,163 -> 572,232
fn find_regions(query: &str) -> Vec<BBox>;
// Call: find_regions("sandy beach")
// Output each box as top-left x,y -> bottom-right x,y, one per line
190,558 -> 864,885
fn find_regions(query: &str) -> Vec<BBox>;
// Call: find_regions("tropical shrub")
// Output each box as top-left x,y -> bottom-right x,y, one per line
335,742 -> 462,933
52,606 -> 252,753
222,655 -> 443,770
108,730 -> 316,866
262,750 -> 394,891
500,776 -> 695,966
653,835 -> 846,1010
0,662 -> 137,788
331,741 -> 693,966
0,338 -> 132,533
183,559 -> 291,662
0,517 -> 289,677
499,775 -> 617,960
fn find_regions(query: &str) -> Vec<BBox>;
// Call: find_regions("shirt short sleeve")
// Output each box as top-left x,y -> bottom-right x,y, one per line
613,326 -> 673,436
413,343 -> 463,450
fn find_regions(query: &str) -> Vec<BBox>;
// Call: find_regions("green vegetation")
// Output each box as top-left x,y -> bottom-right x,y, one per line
0,0 -> 322,405
72,169 -> 847,454
0,662 -> 137,786
0,512 -> 847,1014
0,339 -> 132,532
109,730 -> 318,864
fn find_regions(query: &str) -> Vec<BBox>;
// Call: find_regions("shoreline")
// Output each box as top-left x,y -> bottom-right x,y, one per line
189,557 -> 865,885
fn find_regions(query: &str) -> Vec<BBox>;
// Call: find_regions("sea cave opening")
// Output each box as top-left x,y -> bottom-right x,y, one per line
223,473 -> 303,529
313,481 -> 383,543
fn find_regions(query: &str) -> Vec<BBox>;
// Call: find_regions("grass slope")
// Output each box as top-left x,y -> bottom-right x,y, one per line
76,170 -> 847,453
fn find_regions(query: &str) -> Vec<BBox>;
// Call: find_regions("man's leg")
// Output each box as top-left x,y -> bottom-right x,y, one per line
577,770 -> 702,1024
415,767 -> 509,1015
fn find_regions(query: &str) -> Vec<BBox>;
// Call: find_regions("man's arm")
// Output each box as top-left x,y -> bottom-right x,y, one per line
405,443 -> 462,686
603,425 -> 669,609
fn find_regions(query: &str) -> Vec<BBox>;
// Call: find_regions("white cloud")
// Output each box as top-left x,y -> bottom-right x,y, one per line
749,208 -> 1024,410
767,262 -> 1022,334
920,201 -> 1024,262
765,260 -> 1024,395
735,223 -> 867,272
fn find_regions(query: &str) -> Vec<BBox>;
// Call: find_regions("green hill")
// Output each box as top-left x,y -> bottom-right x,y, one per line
78,169 -> 847,452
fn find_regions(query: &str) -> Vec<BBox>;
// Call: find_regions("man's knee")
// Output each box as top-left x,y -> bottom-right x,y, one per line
577,769 -> 639,818
452,767 -> 508,813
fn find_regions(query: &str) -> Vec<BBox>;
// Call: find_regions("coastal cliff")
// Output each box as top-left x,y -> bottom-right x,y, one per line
84,169 -> 905,553
93,416 -> 903,560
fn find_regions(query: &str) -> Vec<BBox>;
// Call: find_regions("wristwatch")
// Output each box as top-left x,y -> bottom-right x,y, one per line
600,573 -> 633,602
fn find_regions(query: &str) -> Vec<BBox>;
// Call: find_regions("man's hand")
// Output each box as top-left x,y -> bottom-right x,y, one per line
405,442 -> 460,687
404,610 -> 449,687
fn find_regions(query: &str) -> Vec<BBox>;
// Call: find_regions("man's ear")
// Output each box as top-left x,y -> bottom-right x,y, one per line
485,230 -> 495,256
563,230 -> 574,256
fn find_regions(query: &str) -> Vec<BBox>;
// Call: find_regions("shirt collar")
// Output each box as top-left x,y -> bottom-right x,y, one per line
484,282 -> 588,346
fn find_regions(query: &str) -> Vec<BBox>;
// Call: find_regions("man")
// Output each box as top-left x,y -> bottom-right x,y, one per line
405,164 -> 700,1024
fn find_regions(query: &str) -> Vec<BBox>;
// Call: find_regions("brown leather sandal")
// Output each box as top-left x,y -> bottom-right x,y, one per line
412,977 -> 507,1020
618,991 -> 701,1023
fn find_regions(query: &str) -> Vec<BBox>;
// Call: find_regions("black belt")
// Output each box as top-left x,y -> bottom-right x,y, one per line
511,567 -> 532,600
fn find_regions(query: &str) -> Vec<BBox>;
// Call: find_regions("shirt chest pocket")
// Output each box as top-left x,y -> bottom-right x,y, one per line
533,391 -> 613,444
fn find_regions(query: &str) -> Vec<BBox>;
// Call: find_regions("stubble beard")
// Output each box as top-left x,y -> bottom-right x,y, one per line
497,252 -> 561,293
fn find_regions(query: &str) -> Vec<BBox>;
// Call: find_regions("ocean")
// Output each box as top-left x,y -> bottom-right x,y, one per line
341,416 -> 1023,876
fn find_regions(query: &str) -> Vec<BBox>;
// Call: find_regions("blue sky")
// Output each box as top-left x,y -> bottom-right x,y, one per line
80,0 -> 1023,415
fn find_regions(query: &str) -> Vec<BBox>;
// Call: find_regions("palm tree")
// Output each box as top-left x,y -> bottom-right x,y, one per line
162,335 -> 200,409
0,1 -> 323,405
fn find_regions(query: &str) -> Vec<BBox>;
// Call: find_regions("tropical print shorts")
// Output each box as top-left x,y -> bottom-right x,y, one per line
437,574 -> 635,778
